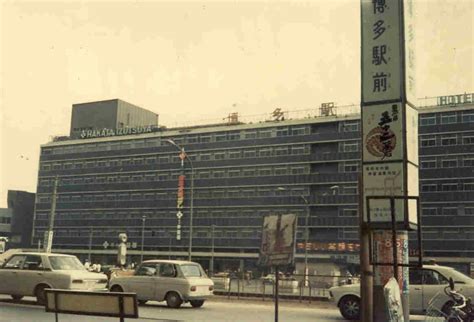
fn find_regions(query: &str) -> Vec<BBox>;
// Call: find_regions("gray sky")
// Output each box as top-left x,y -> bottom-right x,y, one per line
0,0 -> 473,207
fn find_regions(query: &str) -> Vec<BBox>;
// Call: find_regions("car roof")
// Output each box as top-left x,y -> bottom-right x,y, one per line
142,259 -> 198,265
12,252 -> 76,257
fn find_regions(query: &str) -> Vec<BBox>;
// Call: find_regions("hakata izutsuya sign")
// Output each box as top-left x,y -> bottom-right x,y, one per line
80,125 -> 155,139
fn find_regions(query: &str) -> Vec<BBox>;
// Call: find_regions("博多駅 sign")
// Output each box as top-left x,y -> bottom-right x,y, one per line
361,0 -> 403,103
80,125 -> 155,139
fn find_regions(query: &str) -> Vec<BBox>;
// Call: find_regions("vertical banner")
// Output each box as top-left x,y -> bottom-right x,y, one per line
177,175 -> 185,208
176,175 -> 185,241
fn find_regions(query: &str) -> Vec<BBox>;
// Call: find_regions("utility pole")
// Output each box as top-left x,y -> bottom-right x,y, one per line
88,227 -> 93,263
140,215 -> 146,263
210,224 -> 215,276
359,174 -> 373,322
45,176 -> 58,253
301,196 -> 309,287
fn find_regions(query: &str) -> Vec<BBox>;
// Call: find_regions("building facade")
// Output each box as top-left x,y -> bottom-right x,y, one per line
0,190 -> 36,249
32,98 -> 474,272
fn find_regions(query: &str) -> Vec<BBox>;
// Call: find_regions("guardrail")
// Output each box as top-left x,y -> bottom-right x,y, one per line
211,273 -> 357,303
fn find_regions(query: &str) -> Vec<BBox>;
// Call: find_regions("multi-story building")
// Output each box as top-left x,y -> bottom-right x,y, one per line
0,190 -> 36,249
31,96 -> 474,273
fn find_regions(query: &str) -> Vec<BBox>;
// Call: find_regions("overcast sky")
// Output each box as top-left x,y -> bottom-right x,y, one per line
0,0 -> 473,207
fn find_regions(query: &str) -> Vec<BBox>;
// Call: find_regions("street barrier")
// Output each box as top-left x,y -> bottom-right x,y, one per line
45,289 -> 138,322
212,273 -> 355,303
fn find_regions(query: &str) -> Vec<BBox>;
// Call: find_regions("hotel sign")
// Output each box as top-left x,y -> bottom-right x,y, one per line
437,93 -> 474,106
80,125 -> 155,139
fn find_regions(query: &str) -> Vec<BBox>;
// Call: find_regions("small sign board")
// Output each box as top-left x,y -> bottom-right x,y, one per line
45,289 -> 138,319
258,214 -> 297,267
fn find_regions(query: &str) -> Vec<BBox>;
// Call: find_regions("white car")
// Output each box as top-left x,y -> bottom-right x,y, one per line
109,259 -> 214,308
329,265 -> 474,320
0,252 -> 108,304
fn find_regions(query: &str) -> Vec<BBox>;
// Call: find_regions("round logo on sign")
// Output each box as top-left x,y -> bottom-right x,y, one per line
365,127 -> 396,159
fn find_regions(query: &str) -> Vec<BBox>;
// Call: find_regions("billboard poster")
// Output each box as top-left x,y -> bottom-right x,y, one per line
361,0 -> 402,103
363,103 -> 403,162
373,230 -> 408,289
259,214 -> 297,267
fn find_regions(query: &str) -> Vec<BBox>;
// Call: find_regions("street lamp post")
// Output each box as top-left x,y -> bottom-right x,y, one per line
88,227 -> 93,263
210,224 -> 215,276
300,196 -> 309,287
165,139 -> 194,261
140,215 -> 146,263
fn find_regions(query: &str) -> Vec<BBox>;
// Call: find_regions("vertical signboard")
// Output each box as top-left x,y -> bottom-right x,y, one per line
361,0 -> 402,103
361,0 -> 419,229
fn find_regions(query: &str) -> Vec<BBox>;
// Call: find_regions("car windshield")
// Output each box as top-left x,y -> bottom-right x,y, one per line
180,264 -> 202,277
49,256 -> 85,270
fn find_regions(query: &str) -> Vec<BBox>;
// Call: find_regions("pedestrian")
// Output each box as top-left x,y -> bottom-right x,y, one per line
84,259 -> 90,270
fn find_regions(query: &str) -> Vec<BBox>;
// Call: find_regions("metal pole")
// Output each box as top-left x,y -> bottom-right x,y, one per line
274,266 -> 279,322
140,215 -> 146,263
210,224 -> 215,275
301,196 -> 309,287
88,227 -> 93,263
46,176 -> 58,253
359,174 -> 373,322
165,139 -> 194,261
168,234 -> 172,260
188,156 -> 194,261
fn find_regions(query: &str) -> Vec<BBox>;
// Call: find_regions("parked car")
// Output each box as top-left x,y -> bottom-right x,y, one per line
108,259 -> 214,308
0,252 -> 108,304
261,274 -> 276,284
329,265 -> 474,320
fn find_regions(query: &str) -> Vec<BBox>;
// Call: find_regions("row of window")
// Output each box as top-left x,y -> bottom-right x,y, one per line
36,183 -> 360,203
422,207 -> 474,216
421,182 -> 474,192
38,165 -> 311,187
420,156 -> 474,169
35,228 -> 262,239
34,208 -> 307,222
420,111 -> 474,126
36,186 -> 312,203
0,217 -> 11,224
43,126 -> 312,156
420,133 -> 474,147
40,145 -> 311,171
339,141 -> 360,153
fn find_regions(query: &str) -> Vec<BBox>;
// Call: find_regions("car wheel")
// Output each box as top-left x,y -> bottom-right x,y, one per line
166,292 -> 182,309
110,285 -> 124,293
339,295 -> 360,320
190,300 -> 205,308
138,300 -> 148,305
11,295 -> 23,301
35,285 -> 48,305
